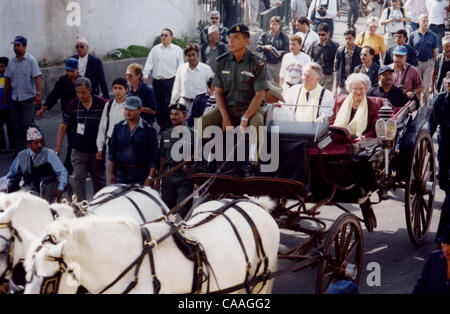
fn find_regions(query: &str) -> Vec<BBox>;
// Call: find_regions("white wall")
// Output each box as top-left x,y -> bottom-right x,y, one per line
0,0 -> 200,63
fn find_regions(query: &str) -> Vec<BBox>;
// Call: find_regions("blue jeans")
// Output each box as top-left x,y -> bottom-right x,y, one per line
313,18 -> 334,39
409,22 -> 419,32
430,24 -> 445,53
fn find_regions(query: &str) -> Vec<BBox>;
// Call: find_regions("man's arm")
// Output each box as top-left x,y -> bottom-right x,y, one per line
97,60 -> 110,100
215,87 -> 232,131
55,124 -> 68,155
2,77 -> 10,107
240,90 -> 266,130
34,75 -> 42,107
108,161 -> 116,184
170,67 -> 182,105
47,149 -> 68,192
37,78 -> 62,118
143,50 -> 153,83
429,59 -> 438,94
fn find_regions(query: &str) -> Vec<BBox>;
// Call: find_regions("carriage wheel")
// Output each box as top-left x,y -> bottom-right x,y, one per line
315,213 -> 364,294
405,130 -> 436,247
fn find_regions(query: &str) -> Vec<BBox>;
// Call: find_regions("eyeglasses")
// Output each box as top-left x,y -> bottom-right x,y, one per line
76,45 -> 85,49
160,34 -> 169,38
318,33 -> 327,36
210,17 -> 219,20
360,53 -> 369,56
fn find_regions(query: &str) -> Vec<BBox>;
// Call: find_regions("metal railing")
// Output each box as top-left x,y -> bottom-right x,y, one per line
259,0 -> 291,31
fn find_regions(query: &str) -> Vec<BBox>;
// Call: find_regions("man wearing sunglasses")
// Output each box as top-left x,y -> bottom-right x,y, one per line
6,126 -> 68,202
71,35 -> 110,100
199,10 -> 229,46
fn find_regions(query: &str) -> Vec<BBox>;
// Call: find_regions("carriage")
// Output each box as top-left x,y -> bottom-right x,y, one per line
189,96 -> 436,293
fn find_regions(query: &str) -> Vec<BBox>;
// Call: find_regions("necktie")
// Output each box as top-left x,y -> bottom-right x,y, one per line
306,91 -> 310,101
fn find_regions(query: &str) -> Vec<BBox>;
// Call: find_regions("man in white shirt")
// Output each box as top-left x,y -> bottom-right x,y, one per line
171,44 -> 214,115
295,17 -> 320,53
279,34 -> 311,92
283,62 -> 334,122
143,28 -> 184,131
307,0 -> 338,39
426,0 -> 448,53
380,0 -> 411,49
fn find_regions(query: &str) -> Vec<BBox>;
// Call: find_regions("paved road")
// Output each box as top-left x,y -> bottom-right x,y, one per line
0,9 -> 445,294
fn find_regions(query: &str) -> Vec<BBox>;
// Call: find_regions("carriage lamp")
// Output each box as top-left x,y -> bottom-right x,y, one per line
375,119 -> 397,141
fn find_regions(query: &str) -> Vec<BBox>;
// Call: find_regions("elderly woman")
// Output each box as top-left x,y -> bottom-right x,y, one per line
356,16 -> 386,64
330,73 -> 380,139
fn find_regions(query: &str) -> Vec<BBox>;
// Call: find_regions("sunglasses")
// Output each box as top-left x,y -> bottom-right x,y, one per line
360,53 -> 369,56
318,33 -> 327,36
161,34 -> 169,38
76,45 -> 86,49
210,17 -> 219,20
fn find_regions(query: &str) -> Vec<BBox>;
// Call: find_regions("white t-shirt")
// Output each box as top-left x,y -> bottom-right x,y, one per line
78,54 -> 88,77
143,43 -> 184,80
296,30 -> 320,53
96,99 -> 126,151
426,0 -> 447,25
279,52 -> 311,85
380,7 -> 407,34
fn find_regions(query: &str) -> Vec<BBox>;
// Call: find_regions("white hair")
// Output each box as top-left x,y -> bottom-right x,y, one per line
418,14 -> 428,22
367,16 -> 379,26
210,10 -> 220,17
345,73 -> 371,92
208,25 -> 219,34
303,62 -> 323,80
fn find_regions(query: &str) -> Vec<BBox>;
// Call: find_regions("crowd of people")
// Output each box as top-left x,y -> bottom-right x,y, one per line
0,0 -> 449,293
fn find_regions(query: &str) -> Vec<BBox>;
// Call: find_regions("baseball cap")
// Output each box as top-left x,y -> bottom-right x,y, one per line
392,45 -> 408,56
65,58 -> 79,71
378,65 -> 394,76
124,96 -> 142,110
11,35 -> 27,45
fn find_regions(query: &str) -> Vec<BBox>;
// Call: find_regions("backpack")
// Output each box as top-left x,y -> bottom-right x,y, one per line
384,6 -> 406,32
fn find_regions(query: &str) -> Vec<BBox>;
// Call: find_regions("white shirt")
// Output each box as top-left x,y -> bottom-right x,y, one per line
170,62 -> 214,108
426,0 -> 447,25
96,99 -> 126,151
280,52 -> 311,85
283,84 -> 334,122
78,54 -> 88,77
291,0 -> 308,18
143,43 -> 184,80
307,0 -> 338,20
296,30 -> 320,53
380,7 -> 407,34
404,0 -> 429,23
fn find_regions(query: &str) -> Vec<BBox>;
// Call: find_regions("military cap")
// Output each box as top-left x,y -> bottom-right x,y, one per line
227,24 -> 250,35
169,103 -> 188,112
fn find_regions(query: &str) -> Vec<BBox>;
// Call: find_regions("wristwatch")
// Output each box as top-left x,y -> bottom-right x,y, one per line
241,117 -> 248,122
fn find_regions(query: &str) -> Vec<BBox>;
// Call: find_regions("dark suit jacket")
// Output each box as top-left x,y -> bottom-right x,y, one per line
330,95 -> 383,138
354,62 -> 380,87
335,45 -> 362,88
72,54 -> 109,99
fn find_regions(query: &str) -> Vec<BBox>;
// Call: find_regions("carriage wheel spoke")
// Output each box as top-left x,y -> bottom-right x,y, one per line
421,152 -> 431,182
342,226 -> 356,260
413,197 -> 422,237
336,225 -> 347,262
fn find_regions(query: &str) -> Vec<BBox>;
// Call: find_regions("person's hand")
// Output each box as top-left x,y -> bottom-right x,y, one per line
54,145 -> 62,156
239,119 -> 249,133
406,91 -> 415,99
35,94 -> 42,107
144,177 -> 154,187
154,179 -> 161,192
36,107 -> 46,119
222,116 -> 233,132
96,151 -> 104,160
110,174 -> 116,184
429,86 -> 435,95
143,77 -> 149,84
264,45 -> 273,51
54,189 -> 63,201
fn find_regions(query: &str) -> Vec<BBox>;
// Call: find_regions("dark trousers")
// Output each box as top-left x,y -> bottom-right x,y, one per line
0,109 -> 14,150
153,78 -> 175,132
347,3 -> 359,29
313,18 -> 334,39
11,97 -> 35,152
430,24 -> 445,53
64,127 -> 73,175
222,0 -> 238,29
161,172 -> 194,218
435,193 -> 450,244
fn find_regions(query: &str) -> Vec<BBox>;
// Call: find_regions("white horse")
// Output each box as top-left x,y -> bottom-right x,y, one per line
0,184 -> 169,293
24,199 -> 280,294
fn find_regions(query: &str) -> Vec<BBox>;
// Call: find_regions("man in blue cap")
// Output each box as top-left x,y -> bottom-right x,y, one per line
36,58 -> 81,174
2,35 -> 42,155
367,65 -> 409,107
108,96 -> 158,185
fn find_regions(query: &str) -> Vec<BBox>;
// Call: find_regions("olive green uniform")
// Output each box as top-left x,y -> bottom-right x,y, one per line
199,49 -> 268,143
159,125 -> 194,217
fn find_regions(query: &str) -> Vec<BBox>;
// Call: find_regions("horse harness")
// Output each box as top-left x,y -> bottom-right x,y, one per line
34,199 -> 272,294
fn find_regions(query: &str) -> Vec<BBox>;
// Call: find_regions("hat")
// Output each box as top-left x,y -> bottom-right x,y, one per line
65,58 -> 79,71
443,35 -> 450,47
26,127 -> 42,141
227,24 -> 250,35
444,71 -> 450,84
208,25 -> 220,35
378,65 -> 394,76
76,35 -> 89,46
437,224 -> 450,244
328,281 -> 359,294
393,45 -> 408,56
124,96 -> 142,110
266,81 -> 285,102
11,35 -> 27,45
168,103 -> 188,113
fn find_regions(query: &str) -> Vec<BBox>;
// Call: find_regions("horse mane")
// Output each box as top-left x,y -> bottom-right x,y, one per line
0,192 -> 51,221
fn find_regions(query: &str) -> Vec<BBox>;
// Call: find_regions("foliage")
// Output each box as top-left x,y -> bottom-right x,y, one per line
107,45 -> 150,60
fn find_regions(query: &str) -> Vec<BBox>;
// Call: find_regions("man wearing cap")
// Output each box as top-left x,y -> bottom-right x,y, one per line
2,35 -> 42,154
390,45 -> 424,102
155,103 -> 194,217
72,35 -> 109,99
6,126 -> 68,202
108,96 -> 158,185
412,224 -> 450,294
383,29 -> 419,67
201,25 -> 229,73
430,35 -> 450,95
429,72 -> 450,247
55,77 -> 106,201
198,23 -> 268,176
199,10 -> 229,46
408,14 -> 439,105
367,65 -> 410,107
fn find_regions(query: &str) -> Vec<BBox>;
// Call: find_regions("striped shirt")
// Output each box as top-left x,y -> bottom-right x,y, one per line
63,95 -> 106,153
